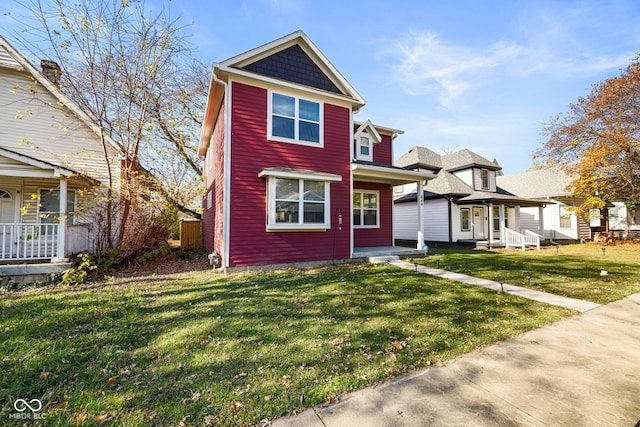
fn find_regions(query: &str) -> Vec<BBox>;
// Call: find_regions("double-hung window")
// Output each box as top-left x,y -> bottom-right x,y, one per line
270,92 -> 322,146
357,135 -> 372,161
39,189 -> 76,224
460,208 -> 470,231
559,204 -> 572,228
353,190 -> 379,228
480,169 -> 490,190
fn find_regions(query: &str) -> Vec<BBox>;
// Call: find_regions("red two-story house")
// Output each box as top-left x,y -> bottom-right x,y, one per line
198,30 -> 432,270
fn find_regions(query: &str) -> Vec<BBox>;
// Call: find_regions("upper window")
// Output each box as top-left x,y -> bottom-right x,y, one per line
39,189 -> 76,224
353,190 -> 379,228
357,135 -> 372,161
270,92 -> 322,146
481,169 -> 490,190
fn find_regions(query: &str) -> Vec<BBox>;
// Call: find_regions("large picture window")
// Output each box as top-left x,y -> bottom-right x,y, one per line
39,189 -> 76,224
270,92 -> 321,145
267,177 -> 330,230
353,190 -> 379,228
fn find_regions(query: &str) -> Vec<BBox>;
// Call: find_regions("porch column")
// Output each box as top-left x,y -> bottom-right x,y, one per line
55,176 -> 68,262
538,205 -> 545,238
488,202 -> 494,247
499,204 -> 505,242
416,180 -> 424,249
514,206 -> 521,233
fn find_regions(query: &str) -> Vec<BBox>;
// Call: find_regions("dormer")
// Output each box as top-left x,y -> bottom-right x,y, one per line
353,120 -> 381,162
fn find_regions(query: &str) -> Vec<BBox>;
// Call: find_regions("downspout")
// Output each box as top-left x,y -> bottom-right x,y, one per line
212,65 -> 231,270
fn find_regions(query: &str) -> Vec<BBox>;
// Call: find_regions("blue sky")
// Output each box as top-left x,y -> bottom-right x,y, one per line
3,0 -> 640,174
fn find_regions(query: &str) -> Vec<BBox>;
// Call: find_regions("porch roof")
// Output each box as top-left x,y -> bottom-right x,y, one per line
352,161 -> 435,186
456,190 -> 549,207
0,146 -> 78,178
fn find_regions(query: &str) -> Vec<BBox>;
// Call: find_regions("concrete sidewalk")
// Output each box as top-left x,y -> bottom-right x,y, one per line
385,259 -> 601,312
271,292 -> 640,427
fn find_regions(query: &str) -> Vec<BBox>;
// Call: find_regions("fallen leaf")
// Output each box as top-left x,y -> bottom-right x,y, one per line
106,376 -> 118,385
326,396 -> 335,404
40,371 -> 51,380
95,414 -> 109,423
95,390 -> 105,396
264,395 -> 272,401
329,337 -> 343,347
73,413 -> 88,423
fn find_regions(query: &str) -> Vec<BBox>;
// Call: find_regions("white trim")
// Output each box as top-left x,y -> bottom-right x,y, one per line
352,163 -> 435,186
267,90 -> 324,147
353,189 -> 380,229
356,134 -> 373,162
221,76 -> 231,269
258,168 -> 342,182
0,147 -> 76,177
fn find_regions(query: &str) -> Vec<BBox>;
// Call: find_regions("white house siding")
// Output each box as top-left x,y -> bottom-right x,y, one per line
393,202 -> 418,241
519,207 -> 541,235
394,199 -> 450,243
0,67 -> 119,184
609,202 -> 640,231
452,169 -> 473,188
424,199 -> 449,241
451,205 -> 480,241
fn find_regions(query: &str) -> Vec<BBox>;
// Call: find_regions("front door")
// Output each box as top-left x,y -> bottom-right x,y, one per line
472,207 -> 485,240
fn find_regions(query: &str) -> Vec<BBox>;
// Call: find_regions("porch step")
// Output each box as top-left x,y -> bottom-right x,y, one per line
368,255 -> 400,264
0,262 -> 72,285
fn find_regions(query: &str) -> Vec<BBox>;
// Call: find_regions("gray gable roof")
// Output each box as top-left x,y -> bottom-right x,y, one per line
241,44 -> 342,94
441,149 -> 502,172
497,168 -> 573,198
395,146 -> 442,170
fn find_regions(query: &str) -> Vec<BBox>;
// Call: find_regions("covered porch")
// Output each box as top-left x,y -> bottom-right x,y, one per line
351,162 -> 436,257
1,148 -> 91,264
455,192 -> 548,250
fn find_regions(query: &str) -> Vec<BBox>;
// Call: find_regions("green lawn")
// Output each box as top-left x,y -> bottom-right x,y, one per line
413,242 -> 640,304
1,263 -> 571,426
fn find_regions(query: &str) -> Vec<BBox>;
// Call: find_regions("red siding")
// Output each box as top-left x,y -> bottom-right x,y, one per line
227,82 -> 351,267
353,181 -> 393,247
373,133 -> 393,165
202,107 -> 225,256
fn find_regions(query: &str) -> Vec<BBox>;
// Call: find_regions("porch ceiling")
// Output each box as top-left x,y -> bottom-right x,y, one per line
352,162 -> 435,186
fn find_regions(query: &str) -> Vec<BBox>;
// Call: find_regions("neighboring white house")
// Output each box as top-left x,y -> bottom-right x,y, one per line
497,168 -> 591,241
607,202 -> 640,234
394,146 -> 546,248
0,35 -> 123,263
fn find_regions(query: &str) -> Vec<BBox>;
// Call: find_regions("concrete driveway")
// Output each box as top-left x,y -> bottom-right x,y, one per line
272,292 -> 640,426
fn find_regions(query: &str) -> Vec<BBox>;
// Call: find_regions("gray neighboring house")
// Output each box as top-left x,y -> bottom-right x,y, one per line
497,168 -> 592,241
394,146 -> 546,248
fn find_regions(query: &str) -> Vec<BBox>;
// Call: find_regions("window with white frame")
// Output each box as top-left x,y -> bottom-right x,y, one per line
353,190 -> 379,228
460,208 -> 470,231
357,135 -> 372,161
559,203 -> 572,228
270,92 -> 321,145
481,169 -> 490,190
39,189 -> 76,224
267,177 -> 330,230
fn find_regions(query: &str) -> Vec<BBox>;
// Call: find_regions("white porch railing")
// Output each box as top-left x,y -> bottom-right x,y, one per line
504,227 -> 541,251
524,230 -> 541,250
1,223 -> 60,260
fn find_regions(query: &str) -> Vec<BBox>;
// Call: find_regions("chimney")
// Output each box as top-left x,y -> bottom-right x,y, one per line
40,59 -> 62,87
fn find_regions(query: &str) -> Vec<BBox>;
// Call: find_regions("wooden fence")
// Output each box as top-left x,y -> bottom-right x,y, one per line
180,219 -> 202,250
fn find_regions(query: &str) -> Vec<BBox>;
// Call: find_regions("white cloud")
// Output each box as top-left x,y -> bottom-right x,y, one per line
376,30 -> 523,107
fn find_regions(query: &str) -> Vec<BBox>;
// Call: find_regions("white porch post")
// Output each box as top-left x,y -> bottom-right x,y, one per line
416,180 -> 424,249
499,204 -> 506,242
515,206 -> 521,233
55,176 -> 68,262
538,205 -> 545,238
488,202 -> 494,247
